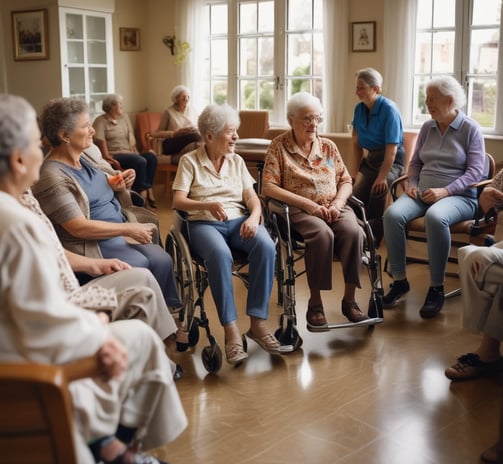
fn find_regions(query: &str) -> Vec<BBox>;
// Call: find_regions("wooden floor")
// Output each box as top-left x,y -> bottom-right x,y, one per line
149,186 -> 501,464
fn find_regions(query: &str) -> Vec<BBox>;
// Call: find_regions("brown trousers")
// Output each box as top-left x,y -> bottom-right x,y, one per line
288,205 -> 364,291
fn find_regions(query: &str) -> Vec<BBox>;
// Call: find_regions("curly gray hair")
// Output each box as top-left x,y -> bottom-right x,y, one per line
102,94 -> 123,113
426,76 -> 466,109
39,98 -> 88,147
0,94 -> 37,175
198,104 -> 240,142
286,92 -> 323,122
171,85 -> 191,103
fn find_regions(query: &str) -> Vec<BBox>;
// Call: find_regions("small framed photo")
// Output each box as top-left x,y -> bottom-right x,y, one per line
352,21 -> 376,52
119,27 -> 141,51
11,9 -> 49,61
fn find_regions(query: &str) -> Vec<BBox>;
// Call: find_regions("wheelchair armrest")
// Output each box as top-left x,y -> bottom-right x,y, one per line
389,173 -> 409,201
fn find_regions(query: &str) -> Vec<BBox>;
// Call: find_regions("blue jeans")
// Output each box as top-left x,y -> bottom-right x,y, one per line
187,216 -> 276,326
383,193 -> 477,286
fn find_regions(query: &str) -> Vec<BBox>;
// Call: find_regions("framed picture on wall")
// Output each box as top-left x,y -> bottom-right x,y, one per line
11,9 -> 49,61
120,28 -> 141,51
352,21 -> 376,52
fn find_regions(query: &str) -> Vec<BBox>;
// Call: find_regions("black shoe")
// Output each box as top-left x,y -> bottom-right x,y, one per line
173,364 -> 184,381
419,286 -> 444,318
147,197 -> 157,209
382,279 -> 410,308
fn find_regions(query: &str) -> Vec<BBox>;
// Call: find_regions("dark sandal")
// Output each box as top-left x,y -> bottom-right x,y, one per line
306,304 -> 328,327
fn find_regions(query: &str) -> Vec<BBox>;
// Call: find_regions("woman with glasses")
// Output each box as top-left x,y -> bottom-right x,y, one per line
262,92 -> 367,330
351,67 -> 405,246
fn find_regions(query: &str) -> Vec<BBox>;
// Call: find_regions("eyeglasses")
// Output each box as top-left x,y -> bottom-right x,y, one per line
298,115 -> 323,126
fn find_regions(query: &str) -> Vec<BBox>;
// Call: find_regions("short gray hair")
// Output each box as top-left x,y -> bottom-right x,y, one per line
40,98 -> 88,147
426,75 -> 466,109
286,92 -> 323,120
171,85 -> 190,103
356,67 -> 383,92
102,94 -> 123,113
0,94 -> 37,175
198,104 -> 240,142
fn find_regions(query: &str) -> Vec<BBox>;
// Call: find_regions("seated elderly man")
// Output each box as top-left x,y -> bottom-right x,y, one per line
262,92 -> 368,330
0,94 -> 187,464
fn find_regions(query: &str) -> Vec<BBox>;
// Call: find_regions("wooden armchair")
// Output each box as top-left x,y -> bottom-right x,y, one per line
238,110 -> 270,139
0,356 -> 99,464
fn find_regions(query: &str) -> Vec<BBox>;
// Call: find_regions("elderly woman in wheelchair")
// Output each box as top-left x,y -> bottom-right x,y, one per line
262,92 -> 369,331
172,103 -> 291,366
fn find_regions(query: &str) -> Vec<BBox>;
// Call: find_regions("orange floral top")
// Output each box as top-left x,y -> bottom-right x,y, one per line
263,130 -> 352,207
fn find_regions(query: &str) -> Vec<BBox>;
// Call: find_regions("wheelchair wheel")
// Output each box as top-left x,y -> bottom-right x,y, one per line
201,344 -> 222,374
368,288 -> 384,319
165,229 -> 195,315
188,317 -> 200,347
274,322 -> 303,350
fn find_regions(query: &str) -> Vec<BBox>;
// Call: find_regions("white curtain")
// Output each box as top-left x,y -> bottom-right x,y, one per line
383,0 -> 417,126
322,0 -> 349,133
175,0 -> 207,113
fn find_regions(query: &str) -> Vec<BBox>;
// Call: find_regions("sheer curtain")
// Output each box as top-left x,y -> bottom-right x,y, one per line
322,0 -> 349,133
383,0 -> 417,126
175,0 -> 207,113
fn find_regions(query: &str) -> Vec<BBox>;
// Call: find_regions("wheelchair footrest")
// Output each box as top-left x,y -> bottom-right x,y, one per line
307,317 -> 384,332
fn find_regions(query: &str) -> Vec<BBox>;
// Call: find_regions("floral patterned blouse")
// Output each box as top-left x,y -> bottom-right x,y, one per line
263,130 -> 352,207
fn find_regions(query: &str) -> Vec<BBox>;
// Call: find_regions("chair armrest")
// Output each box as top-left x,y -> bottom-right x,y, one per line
389,174 -> 409,201
62,355 -> 100,383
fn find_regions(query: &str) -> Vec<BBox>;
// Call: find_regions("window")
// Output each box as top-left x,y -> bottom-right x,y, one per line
413,0 -> 501,131
204,0 -> 323,125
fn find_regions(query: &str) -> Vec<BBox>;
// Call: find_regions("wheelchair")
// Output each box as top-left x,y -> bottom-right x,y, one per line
262,195 -> 384,349
165,210 -> 285,374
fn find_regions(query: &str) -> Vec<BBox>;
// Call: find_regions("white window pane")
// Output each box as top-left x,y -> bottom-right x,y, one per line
258,80 -> 274,110
470,29 -> 499,73
288,0 -> 312,30
287,33 -> 312,75
211,39 -> 228,75
240,38 -> 256,76
240,3 -> 257,34
472,0 -> 501,26
240,80 -> 256,109
416,0 -> 433,29
467,77 -> 497,128
313,32 -> 323,75
412,77 -> 431,125
415,32 -> 433,74
288,76 -> 311,95
431,31 -> 455,73
211,4 -> 227,35
314,0 -> 323,29
258,1 -> 274,33
258,37 -> 274,76
212,81 -> 228,104
433,0 -> 455,28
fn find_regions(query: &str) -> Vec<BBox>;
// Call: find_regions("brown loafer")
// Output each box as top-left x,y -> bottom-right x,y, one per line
306,304 -> 328,327
341,300 -> 368,323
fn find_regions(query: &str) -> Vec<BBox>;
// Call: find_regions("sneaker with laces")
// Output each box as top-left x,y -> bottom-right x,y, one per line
445,353 -> 503,381
382,279 -> 410,308
419,286 -> 444,318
